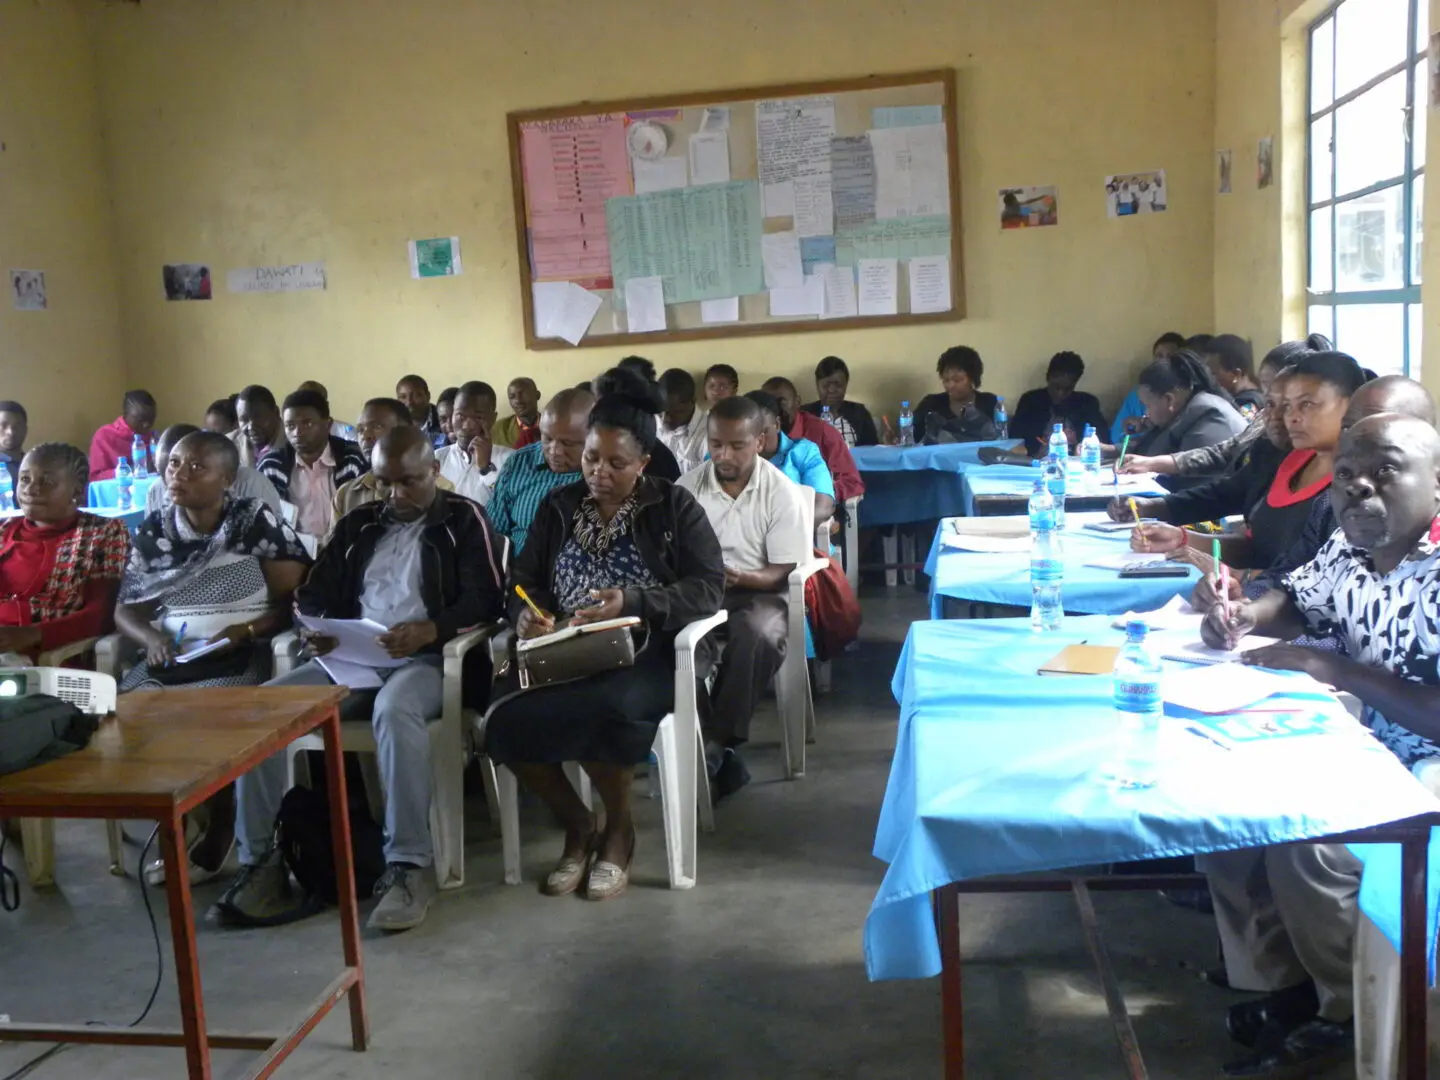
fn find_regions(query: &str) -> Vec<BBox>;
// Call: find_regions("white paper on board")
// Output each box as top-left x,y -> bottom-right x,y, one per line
761,230 -> 804,289
793,176 -> 834,238
700,106 -> 731,133
857,258 -> 899,316
701,297 -> 740,323
762,180 -> 796,218
908,255 -> 952,314
819,263 -> 858,319
870,123 -> 950,220
532,281 -> 571,338
756,97 -> 835,221
624,275 -> 667,333
688,132 -> 732,186
633,156 -> 689,194
769,273 -> 825,318
227,261 -> 327,294
552,283 -> 603,346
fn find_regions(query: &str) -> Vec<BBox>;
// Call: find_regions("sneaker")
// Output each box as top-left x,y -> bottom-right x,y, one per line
368,863 -> 434,932
211,850 -> 319,928
711,748 -> 751,804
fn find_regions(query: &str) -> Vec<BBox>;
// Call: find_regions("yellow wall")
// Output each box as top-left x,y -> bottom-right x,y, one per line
83,0 -> 1217,428
0,0 -> 125,447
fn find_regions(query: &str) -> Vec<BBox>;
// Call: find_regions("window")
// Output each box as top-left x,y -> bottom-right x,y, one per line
1308,0 -> 1426,376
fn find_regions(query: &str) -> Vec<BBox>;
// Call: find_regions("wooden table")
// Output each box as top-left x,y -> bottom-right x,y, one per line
0,686 -> 368,1080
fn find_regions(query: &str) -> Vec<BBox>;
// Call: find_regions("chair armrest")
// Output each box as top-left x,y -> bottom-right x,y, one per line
94,633 -> 139,679
788,556 -> 832,590
442,623 -> 504,661
844,495 -> 862,513
674,610 -> 727,658
36,637 -> 100,668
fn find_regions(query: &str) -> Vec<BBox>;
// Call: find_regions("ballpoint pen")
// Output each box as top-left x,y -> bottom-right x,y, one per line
1115,434 -> 1131,484
513,584 -> 550,622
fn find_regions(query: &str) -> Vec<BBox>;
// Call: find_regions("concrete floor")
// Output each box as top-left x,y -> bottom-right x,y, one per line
1,587 -> 1347,1080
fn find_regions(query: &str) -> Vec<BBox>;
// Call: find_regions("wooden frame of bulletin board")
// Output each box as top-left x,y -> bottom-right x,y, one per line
506,68 -> 962,351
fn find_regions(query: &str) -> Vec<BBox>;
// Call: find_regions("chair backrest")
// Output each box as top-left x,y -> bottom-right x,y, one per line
797,485 -> 816,552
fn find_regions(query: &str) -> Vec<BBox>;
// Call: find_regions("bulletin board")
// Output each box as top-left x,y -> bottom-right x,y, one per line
506,69 -> 962,351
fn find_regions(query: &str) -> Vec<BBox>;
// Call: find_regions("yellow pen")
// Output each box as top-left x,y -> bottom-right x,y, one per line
513,584 -> 550,622
1127,497 -> 1141,524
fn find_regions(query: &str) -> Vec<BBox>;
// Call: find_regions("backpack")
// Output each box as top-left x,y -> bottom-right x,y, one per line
275,754 -> 386,906
803,549 -> 862,661
0,694 -> 98,778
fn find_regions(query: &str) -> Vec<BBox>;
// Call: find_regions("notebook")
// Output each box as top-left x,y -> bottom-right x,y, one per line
1038,644 -> 1119,676
1159,636 -> 1279,666
515,616 -> 642,653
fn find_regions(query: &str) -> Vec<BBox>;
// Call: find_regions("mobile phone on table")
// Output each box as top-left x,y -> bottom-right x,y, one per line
1119,564 -> 1191,579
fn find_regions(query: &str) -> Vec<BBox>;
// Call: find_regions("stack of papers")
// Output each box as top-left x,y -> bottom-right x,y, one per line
939,517 -> 1031,553
174,639 -> 232,664
1110,595 -> 1202,632
296,614 -> 407,689
1164,662 -> 1327,713
1159,636 -> 1279,666
1083,551 -> 1167,571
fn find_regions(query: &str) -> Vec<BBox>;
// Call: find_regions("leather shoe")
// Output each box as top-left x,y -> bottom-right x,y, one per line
1226,982 -> 1318,1048
1221,1017 -> 1352,1077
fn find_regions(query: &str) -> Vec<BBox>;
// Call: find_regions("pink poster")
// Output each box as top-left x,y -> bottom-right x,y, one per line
520,114 -> 632,288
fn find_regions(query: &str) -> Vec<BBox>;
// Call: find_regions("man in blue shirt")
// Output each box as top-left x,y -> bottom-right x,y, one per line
486,387 -> 593,552
0,401 -> 26,467
744,390 -> 833,527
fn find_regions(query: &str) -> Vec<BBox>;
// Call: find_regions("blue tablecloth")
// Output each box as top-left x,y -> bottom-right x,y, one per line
923,512 -> 1199,618
867,616 -> 1440,980
961,461 -> 1167,516
851,442 -> 1016,527
88,475 -> 159,510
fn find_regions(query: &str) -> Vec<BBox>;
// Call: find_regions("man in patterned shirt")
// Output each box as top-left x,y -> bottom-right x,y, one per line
486,388 -> 592,553
1194,413 -> 1440,1077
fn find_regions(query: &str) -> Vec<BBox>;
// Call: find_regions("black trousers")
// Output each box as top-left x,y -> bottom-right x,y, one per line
698,590 -> 789,746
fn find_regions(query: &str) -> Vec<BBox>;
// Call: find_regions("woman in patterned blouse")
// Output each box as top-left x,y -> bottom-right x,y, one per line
483,366 -> 725,902
0,443 -> 129,661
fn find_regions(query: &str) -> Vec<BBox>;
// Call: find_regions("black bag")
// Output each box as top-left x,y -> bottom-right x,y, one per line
0,694 -> 98,777
275,755 -> 386,906
146,645 -> 256,686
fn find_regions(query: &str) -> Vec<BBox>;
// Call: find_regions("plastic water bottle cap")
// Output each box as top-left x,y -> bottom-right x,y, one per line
901,400 -> 910,408
1126,619 -> 1148,638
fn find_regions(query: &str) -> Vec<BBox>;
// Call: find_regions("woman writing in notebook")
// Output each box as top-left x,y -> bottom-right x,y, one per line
482,367 -> 724,902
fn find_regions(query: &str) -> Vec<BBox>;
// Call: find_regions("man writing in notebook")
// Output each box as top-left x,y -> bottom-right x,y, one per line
1194,413 -> 1440,1077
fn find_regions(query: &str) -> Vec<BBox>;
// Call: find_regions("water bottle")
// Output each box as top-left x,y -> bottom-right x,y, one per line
994,397 -> 1009,440
1080,424 -> 1102,487
1048,422 -> 1069,461
1029,479 -> 1063,631
1102,620 -> 1164,790
115,456 -> 134,511
132,434 -> 148,479
1043,452 -> 1068,531
898,401 -> 915,447
0,463 -> 13,512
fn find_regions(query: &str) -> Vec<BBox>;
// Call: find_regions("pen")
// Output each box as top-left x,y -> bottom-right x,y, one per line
1185,725 -> 1233,752
174,621 -> 187,648
513,584 -> 550,623
1127,497 -> 1141,524
1115,434 -> 1131,483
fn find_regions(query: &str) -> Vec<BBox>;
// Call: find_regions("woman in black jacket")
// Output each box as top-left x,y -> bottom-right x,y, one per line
482,369 -> 724,902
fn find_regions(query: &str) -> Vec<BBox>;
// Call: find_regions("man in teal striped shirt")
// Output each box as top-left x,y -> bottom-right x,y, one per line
486,388 -> 594,552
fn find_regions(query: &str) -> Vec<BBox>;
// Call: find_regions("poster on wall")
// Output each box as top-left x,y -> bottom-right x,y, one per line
1218,150 -> 1233,194
162,263 -> 212,301
228,262 -> 327,294
1105,171 -> 1167,218
9,270 -> 46,311
408,237 -> 462,279
999,186 -> 1057,229
1257,138 -> 1274,189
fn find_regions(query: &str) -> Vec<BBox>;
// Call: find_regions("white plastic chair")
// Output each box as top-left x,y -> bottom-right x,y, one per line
839,494 -> 863,595
478,610 -> 727,890
881,528 -> 916,588
779,486 -> 833,779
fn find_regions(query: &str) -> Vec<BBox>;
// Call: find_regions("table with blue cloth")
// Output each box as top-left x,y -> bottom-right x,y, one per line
850,442 -> 1017,527
961,460 -> 1168,516
922,511 -> 1199,619
870,616 -> 1440,1078
88,475 -> 159,510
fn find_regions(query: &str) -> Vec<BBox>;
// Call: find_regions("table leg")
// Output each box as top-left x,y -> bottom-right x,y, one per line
160,809 -> 211,1080
322,706 -> 369,1051
1400,830 -> 1428,1079
934,885 -> 964,1079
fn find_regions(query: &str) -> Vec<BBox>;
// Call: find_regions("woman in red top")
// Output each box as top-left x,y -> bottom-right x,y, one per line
0,444 -> 129,659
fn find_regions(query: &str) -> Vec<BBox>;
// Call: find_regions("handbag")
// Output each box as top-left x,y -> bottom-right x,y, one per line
803,549 -> 862,661
515,617 -> 643,690
146,643 -> 256,686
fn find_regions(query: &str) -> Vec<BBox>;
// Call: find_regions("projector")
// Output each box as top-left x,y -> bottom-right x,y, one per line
0,667 -> 117,716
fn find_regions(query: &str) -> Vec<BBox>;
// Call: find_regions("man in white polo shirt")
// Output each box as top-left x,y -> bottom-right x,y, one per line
677,395 -> 808,800
435,381 -> 512,507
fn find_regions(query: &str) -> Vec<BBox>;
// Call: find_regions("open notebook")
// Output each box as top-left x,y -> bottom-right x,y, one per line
515,616 -> 642,653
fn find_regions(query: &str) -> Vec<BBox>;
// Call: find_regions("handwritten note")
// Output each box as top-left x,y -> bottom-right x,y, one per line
761,230 -> 804,289
831,136 -> 877,230
688,132 -> 731,186
908,255 -> 952,314
793,175 -> 833,238
624,275 -> 667,332
227,262 -> 327,294
869,123 -> 950,220
819,263 -> 858,319
756,97 -> 836,219
857,258 -> 898,316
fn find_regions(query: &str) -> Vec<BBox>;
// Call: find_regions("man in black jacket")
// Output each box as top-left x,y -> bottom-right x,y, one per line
215,427 -> 505,932
256,388 -> 368,548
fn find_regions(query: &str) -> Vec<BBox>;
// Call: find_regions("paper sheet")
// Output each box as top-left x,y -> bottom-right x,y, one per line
531,281 -> 570,338
1163,662 -> 1322,714
688,132 -> 731,186
756,96 -> 836,218
227,262 -> 327,294
769,273 -> 825,317
175,639 -> 233,664
761,230 -> 804,289
633,156 -> 689,194
869,123 -> 950,220
1082,551 -> 1169,571
939,532 -> 1032,553
519,114 -> 632,285
908,255 -> 951,314
296,615 -> 407,668
1109,595 -> 1201,632
700,107 -> 730,133
701,296 -> 740,323
408,237 -> 462,278
857,258 -> 898,316
1159,637 -> 1282,667
872,105 -> 944,129
551,283 -> 603,345
317,656 -> 383,690
831,135 -> 877,230
819,263 -> 857,319
800,236 -> 837,275
793,176 -> 834,238
624,275 -> 667,332
836,215 -> 951,266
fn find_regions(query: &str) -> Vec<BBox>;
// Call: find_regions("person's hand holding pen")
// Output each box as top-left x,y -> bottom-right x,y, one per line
144,620 -> 184,668
571,589 -> 625,625
514,584 -> 556,640
1129,497 -> 1185,553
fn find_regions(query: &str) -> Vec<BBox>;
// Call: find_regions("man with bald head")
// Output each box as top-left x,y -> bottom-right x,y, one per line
486,387 -> 593,551
216,425 -> 505,934
1193,414 -> 1440,1076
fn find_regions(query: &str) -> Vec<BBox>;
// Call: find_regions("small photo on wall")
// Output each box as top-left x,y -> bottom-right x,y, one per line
10,270 -> 46,311
1218,150 -> 1233,194
999,186 -> 1058,229
1105,170 -> 1167,217
163,263 -> 212,301
1257,137 -> 1274,189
